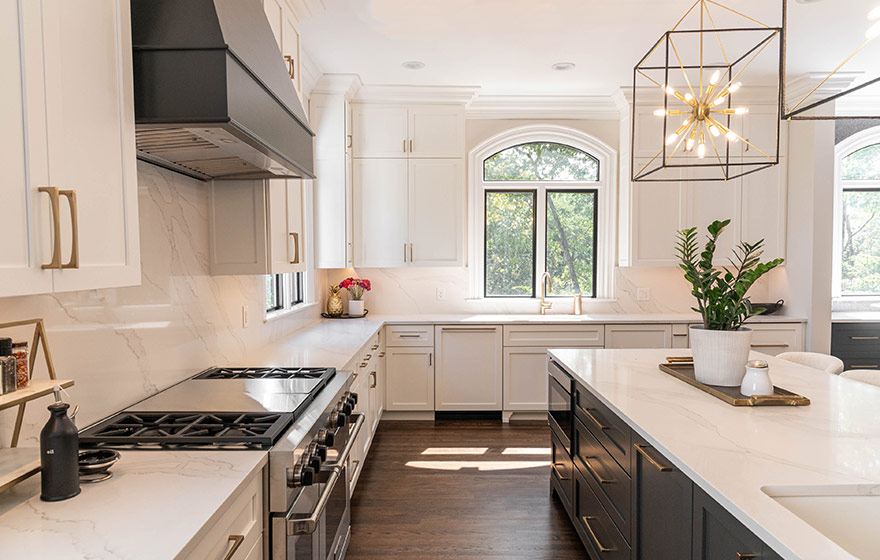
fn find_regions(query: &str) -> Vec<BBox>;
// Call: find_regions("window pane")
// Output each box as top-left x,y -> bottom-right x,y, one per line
842,144 -> 880,181
291,272 -> 304,305
485,191 -> 535,297
546,191 -> 597,297
842,190 -> 880,295
484,142 -> 599,182
265,275 -> 282,312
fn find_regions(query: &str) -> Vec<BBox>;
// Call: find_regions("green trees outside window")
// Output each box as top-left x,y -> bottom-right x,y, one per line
841,142 -> 880,295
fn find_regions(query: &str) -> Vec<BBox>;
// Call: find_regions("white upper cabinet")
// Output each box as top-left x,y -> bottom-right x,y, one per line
352,104 -> 464,159
0,0 -> 140,298
209,178 -> 305,275
408,159 -> 464,266
353,159 -> 409,268
262,0 -> 301,100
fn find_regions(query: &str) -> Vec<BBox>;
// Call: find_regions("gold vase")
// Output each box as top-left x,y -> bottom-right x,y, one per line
327,287 -> 344,317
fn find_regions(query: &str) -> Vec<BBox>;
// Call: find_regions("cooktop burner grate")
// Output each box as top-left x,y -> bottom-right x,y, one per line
79,412 -> 294,449
194,366 -> 336,382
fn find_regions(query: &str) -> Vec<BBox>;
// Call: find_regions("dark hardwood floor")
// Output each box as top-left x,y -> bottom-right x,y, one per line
347,420 -> 586,560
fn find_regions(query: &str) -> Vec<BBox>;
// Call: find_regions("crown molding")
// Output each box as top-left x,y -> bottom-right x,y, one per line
311,73 -> 362,97
353,84 -> 480,105
465,94 -> 621,119
784,72 -> 862,108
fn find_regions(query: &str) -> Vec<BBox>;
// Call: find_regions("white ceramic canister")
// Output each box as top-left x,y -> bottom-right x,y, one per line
740,360 -> 774,396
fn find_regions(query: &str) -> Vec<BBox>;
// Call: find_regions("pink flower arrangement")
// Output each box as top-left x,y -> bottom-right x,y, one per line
338,277 -> 371,300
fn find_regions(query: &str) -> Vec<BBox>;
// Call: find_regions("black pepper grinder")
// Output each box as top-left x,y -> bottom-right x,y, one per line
40,386 -> 80,502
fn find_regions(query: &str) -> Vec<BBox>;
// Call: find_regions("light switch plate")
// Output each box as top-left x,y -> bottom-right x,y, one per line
637,288 -> 650,301
436,288 -> 446,300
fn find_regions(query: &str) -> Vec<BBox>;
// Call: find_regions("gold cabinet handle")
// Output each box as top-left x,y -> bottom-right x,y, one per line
851,364 -> 879,369
750,343 -> 789,348
369,371 -> 377,388
403,243 -> 407,263
403,139 -> 407,153
222,535 -> 245,560
283,55 -> 295,80
364,354 -> 373,360
634,443 -> 673,472
378,352 -> 385,358
851,336 -> 880,341
409,243 -> 414,262
737,554 -> 756,560
371,344 -> 379,351
59,190 -> 79,269
428,352 -> 432,366
581,516 -> 615,553
580,406 -> 611,431
359,362 -> 368,368
289,232 -> 300,264
350,459 -> 360,482
346,134 -> 352,149
582,457 -> 614,484
39,187 -> 62,269
551,463 -> 570,481
409,139 -> 413,152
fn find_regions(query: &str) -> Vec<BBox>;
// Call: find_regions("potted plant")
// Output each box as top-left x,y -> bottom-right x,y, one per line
339,277 -> 371,317
676,219 -> 783,386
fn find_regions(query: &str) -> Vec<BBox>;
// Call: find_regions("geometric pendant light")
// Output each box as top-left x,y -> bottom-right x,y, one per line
632,0 -> 784,182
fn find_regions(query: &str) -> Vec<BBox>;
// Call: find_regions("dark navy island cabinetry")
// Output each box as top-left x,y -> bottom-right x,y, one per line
831,322 -> 880,370
549,358 -> 786,560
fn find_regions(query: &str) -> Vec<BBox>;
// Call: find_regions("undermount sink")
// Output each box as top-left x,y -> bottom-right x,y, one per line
763,485 -> 880,559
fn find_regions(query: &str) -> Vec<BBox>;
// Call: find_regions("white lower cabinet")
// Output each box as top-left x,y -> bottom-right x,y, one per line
180,466 -> 263,560
604,324 -> 673,349
434,325 -> 502,411
503,347 -> 550,412
746,323 -> 805,356
385,347 -> 434,411
349,365 -> 370,491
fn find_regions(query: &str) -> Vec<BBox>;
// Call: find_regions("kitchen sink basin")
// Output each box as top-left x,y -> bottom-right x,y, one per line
763,485 -> 880,559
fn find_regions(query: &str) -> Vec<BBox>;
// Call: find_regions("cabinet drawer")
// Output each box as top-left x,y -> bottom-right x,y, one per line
551,429 -> 574,517
575,470 -> 631,560
503,325 -> 604,347
604,324 -> 672,349
575,417 -> 631,540
575,384 -> 632,475
385,324 -> 434,347
180,470 -> 263,560
842,358 -> 880,371
832,323 -> 880,357
747,324 -> 804,356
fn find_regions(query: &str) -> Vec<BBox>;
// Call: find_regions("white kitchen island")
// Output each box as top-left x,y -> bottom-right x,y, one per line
549,348 -> 880,560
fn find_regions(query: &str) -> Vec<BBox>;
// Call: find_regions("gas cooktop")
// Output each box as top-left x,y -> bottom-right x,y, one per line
194,366 -> 335,381
79,412 -> 294,449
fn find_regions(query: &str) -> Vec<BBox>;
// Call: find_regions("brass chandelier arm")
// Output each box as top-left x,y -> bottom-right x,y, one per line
787,36 -> 877,114
706,116 -> 774,162
670,0 -> 702,32
668,36 -> 700,102
701,1 -> 731,68
634,149 -> 664,179
705,0 -> 771,29
637,68 -> 663,88
665,121 -> 696,166
711,30 -> 778,105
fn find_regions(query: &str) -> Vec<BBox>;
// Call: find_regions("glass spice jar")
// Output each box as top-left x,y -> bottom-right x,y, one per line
12,341 -> 29,390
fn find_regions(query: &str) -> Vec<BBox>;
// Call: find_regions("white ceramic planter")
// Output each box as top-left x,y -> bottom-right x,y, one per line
348,299 -> 365,317
689,326 -> 753,387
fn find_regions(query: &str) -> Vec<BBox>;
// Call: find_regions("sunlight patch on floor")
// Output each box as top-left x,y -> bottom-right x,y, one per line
502,447 -> 551,455
421,447 -> 488,455
405,460 -> 551,471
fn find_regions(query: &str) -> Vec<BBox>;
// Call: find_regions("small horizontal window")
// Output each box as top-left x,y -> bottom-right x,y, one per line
842,143 -> 880,181
483,142 -> 599,182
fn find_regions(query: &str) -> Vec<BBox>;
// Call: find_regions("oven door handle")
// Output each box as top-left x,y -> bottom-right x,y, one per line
287,413 -> 365,536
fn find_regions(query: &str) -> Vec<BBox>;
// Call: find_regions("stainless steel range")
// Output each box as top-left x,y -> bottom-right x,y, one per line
80,366 -> 363,560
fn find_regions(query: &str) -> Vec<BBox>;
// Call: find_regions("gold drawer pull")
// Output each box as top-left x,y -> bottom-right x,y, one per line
359,362 -> 368,368
369,371 -> 377,388
283,55 -> 295,79
634,443 -> 673,472
737,554 -> 756,560
378,352 -> 385,358
551,464 -> 570,481
371,344 -> 379,350
581,516 -> 615,553
580,406 -> 611,431
750,343 -> 789,348
364,354 -> 372,360
39,187 -> 62,269
850,336 -> 880,341
60,190 -> 79,269
222,535 -> 245,560
398,334 -> 422,338
582,457 -> 614,484
289,232 -> 299,264
851,365 -> 879,369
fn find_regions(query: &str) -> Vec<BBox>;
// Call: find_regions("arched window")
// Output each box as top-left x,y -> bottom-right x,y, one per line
470,127 -> 616,300
834,128 -> 880,297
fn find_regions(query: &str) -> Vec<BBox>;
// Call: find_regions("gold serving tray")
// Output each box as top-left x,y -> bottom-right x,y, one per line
660,359 -> 810,407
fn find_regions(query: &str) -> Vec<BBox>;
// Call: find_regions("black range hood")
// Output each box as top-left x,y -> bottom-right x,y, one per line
131,0 -> 314,181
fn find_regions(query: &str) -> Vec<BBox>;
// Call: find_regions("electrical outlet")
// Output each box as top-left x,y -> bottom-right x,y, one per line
637,288 -> 650,301
242,305 -> 249,328
436,288 -> 446,301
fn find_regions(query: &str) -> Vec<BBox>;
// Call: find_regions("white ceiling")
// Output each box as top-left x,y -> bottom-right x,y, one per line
300,0 -> 880,95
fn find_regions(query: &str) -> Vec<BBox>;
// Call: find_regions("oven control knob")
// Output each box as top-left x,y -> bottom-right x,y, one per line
307,453 -> 322,472
287,463 -> 315,488
339,400 -> 353,415
314,444 -> 327,461
345,391 -> 358,405
317,429 -> 335,447
327,412 -> 346,430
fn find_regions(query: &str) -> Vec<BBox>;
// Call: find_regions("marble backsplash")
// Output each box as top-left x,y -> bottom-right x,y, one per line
0,162 -> 321,446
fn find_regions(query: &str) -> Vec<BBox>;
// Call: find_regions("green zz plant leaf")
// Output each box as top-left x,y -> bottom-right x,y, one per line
676,219 -> 784,331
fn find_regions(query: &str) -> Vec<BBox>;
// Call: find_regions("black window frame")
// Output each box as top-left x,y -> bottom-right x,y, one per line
265,274 -> 284,313
483,189 -> 538,299
544,188 -> 599,299
290,272 -> 305,306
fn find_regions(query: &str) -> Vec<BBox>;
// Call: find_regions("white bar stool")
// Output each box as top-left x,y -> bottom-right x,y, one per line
776,352 -> 844,375
841,370 -> 880,387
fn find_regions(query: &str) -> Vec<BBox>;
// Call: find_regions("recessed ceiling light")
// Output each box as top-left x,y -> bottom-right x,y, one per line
401,60 -> 425,70
552,62 -> 576,71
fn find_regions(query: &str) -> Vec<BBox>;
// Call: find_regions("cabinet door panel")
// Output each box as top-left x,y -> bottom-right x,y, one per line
742,160 -> 786,261
408,159 -> 463,266
633,435 -> 693,560
693,486 -> 764,560
0,0 -> 52,296
311,95 -> 351,269
385,347 -> 434,411
684,179 -> 741,265
604,324 -> 672,349
286,179 -> 306,273
353,159 -> 408,267
45,0 -> 139,292
434,326 -> 502,411
267,179 -> 294,274
408,106 -> 464,158
262,0 -> 283,48
631,181 -> 683,266
352,106 -> 408,158
503,347 -> 549,411
281,10 -> 300,97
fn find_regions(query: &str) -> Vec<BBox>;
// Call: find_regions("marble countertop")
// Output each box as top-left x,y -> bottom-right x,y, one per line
831,311 -> 880,323
370,312 -> 806,325
549,348 -> 880,560
0,450 -> 267,559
